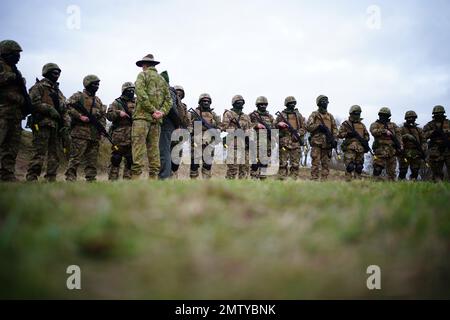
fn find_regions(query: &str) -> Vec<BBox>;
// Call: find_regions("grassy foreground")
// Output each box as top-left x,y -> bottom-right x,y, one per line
0,179 -> 449,299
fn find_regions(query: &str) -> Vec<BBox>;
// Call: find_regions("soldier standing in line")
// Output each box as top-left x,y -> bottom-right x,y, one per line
398,111 -> 426,181
306,95 -> 338,181
249,96 -> 276,180
276,96 -> 306,180
65,75 -> 106,182
338,105 -> 370,181
106,82 -> 135,181
222,95 -> 252,179
370,107 -> 403,181
26,63 -> 70,182
423,106 -> 450,181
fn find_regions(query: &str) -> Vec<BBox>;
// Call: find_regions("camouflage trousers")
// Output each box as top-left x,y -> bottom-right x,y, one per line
279,146 -> 301,179
310,146 -> 331,180
131,120 -> 161,179
190,141 -> 213,179
428,146 -> 450,181
226,148 -> 249,179
65,137 -> 100,182
372,155 -> 397,181
26,126 -> 59,181
398,156 -> 422,180
109,145 -> 132,181
343,150 -> 365,180
250,139 -> 272,180
0,118 -> 21,182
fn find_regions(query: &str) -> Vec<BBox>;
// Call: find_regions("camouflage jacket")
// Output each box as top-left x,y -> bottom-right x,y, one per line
106,95 -> 135,146
338,118 -> 370,153
177,100 -> 190,129
221,108 -> 252,131
370,120 -> 403,157
399,123 -> 426,158
275,108 -> 306,148
423,118 -> 450,155
29,78 -> 69,129
189,107 -> 221,133
134,66 -> 172,123
306,110 -> 338,148
0,58 -> 26,120
67,90 -> 106,141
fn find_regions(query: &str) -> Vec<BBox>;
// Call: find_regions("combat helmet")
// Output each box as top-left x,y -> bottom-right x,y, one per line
0,40 -> 22,55
83,75 -> 100,88
42,63 -> 61,77
404,110 -> 417,119
378,107 -> 391,116
198,93 -> 212,104
284,96 -> 297,106
232,95 -> 245,105
121,82 -> 135,93
349,105 -> 362,114
432,105 -> 446,115
255,96 -> 268,105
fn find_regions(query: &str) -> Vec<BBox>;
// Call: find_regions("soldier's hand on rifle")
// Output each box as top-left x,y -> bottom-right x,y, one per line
318,124 -> 327,133
404,134 -> 415,141
48,108 -> 60,120
278,122 -> 288,128
79,115 -> 90,123
256,123 -> 265,129
119,111 -> 129,118
385,130 -> 392,137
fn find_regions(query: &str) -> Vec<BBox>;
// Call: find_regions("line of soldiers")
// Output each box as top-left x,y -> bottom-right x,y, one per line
1,40 -> 449,182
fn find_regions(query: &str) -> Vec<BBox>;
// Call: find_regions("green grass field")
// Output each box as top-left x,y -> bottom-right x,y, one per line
1,179 -> 449,299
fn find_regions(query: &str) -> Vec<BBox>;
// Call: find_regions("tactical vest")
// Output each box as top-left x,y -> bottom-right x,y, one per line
402,124 -> 421,150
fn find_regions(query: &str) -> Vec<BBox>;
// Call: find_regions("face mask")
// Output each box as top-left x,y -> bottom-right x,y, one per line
350,113 -> 361,122
257,105 -> 267,113
286,103 -> 296,111
2,52 -> 20,66
232,101 -> 245,112
406,118 -> 416,125
433,114 -> 446,122
200,100 -> 211,110
123,89 -> 135,100
318,99 -> 329,114
379,115 -> 390,124
45,70 -> 61,84
86,82 -> 99,95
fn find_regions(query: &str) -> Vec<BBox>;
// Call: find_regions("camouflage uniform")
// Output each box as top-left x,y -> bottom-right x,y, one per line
0,41 -> 26,182
306,95 -> 338,180
26,68 -> 70,181
189,94 -> 221,179
276,97 -> 306,180
370,108 -> 403,181
65,83 -> 106,182
106,85 -> 135,180
222,100 -> 252,179
423,106 -> 450,181
132,64 -> 171,179
338,106 -> 370,181
398,111 -> 426,181
249,96 -> 275,180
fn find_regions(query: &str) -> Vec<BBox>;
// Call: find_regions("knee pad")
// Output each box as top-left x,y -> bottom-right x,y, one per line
373,165 -> 383,176
346,162 -> 355,173
190,163 -> 199,172
110,154 -> 122,167
355,164 -> 364,174
203,163 -> 212,171
251,164 -> 259,172
398,168 -> 408,179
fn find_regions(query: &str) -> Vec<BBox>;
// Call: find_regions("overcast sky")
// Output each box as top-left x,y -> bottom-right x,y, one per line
1,0 -> 449,126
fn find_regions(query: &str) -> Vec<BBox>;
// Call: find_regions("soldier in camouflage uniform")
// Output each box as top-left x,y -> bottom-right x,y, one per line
222,95 -> 252,179
0,40 -> 28,182
398,111 -> 426,181
106,82 -> 135,180
26,63 -> 70,182
189,93 -> 221,179
65,75 -> 106,182
171,85 -> 190,178
276,96 -> 306,180
249,96 -> 275,180
132,54 -> 172,179
306,95 -> 338,181
338,105 -> 370,181
370,107 -> 403,181
423,105 -> 450,181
